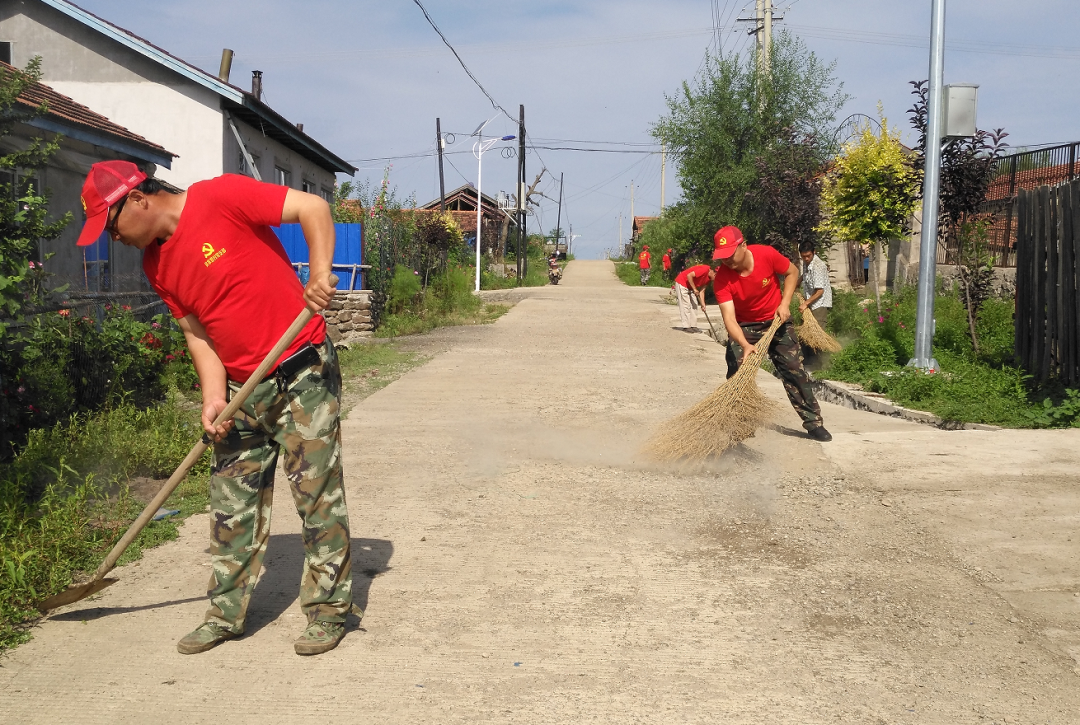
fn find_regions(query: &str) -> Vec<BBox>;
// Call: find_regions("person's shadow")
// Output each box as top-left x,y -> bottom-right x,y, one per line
242,534 -> 394,636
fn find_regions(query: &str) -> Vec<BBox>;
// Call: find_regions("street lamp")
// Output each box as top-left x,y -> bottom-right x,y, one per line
471,115 -> 515,292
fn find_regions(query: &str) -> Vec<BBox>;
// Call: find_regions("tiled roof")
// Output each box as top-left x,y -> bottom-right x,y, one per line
4,62 -> 174,158
632,216 -> 658,232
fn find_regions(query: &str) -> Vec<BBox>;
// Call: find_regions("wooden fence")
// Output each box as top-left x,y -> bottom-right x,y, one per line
1014,178 -> 1080,384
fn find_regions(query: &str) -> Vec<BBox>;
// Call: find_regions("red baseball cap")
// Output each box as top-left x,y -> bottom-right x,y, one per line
711,225 -> 745,260
77,160 -> 147,246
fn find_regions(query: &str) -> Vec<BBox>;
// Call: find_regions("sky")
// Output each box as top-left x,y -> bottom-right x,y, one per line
69,0 -> 1080,259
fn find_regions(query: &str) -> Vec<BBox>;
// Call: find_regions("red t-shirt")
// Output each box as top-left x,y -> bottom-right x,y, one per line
662,253 -> 672,271
143,174 -> 326,382
712,245 -> 792,322
638,250 -> 651,269
675,264 -> 711,289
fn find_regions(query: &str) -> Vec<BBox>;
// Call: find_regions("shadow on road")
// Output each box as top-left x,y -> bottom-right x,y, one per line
243,534 -> 394,636
50,596 -> 205,621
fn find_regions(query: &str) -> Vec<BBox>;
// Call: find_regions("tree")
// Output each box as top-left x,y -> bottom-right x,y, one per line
651,30 -> 847,260
819,116 -> 919,313
745,127 -> 826,260
907,80 -> 1008,352
0,58 -> 71,330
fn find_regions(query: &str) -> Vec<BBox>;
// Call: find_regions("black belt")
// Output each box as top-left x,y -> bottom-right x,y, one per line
264,342 -> 321,392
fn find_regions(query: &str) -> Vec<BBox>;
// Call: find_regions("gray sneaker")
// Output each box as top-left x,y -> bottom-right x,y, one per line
294,620 -> 345,656
176,621 -> 239,655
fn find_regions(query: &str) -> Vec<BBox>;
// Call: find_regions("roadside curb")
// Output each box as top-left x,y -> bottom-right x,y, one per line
812,379 -> 1002,431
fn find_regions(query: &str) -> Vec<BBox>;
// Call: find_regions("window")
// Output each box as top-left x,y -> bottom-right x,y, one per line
301,179 -> 315,194
274,166 -> 291,187
321,187 -> 334,203
238,150 -> 260,177
0,42 -> 11,66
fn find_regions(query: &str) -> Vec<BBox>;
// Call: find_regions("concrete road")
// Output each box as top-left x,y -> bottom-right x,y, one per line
2,260 -> 1078,723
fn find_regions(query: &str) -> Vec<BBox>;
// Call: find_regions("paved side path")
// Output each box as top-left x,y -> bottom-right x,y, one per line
2,260 -> 1078,723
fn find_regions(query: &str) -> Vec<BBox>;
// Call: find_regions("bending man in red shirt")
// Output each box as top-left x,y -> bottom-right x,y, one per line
76,161 -> 355,655
711,225 -> 831,442
674,262 -> 715,333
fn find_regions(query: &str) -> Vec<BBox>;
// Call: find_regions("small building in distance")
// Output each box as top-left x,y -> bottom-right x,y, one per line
0,61 -> 175,292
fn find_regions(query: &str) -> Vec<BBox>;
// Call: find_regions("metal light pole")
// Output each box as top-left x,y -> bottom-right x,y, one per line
910,0 -> 947,371
470,115 -> 514,292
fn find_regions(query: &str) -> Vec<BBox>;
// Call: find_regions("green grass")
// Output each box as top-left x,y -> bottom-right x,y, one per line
613,261 -> 673,288
378,266 -> 511,338
817,286 -> 1080,428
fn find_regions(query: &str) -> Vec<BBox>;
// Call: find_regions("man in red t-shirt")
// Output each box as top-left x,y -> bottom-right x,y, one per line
76,161 -> 355,655
662,249 -> 672,274
711,225 -> 830,441
674,263 -> 715,332
638,245 -> 652,285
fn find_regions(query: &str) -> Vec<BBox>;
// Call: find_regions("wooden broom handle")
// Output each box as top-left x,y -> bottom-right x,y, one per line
89,276 -> 337,580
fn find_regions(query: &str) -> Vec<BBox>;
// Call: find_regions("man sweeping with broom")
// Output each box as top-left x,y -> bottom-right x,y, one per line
711,226 -> 832,442
76,161 -> 354,655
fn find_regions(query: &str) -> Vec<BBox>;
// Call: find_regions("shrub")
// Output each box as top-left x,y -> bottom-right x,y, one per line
387,264 -> 422,315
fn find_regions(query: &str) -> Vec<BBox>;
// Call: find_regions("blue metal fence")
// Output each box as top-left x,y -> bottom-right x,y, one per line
274,222 -> 367,290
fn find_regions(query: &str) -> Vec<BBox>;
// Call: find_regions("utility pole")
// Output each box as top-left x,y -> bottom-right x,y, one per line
763,0 -> 773,73
630,180 -> 635,226
910,0 -> 946,371
555,171 -> 564,254
517,104 -> 526,285
436,117 -> 446,212
755,0 -> 764,66
619,212 -> 623,257
739,0 -> 780,79
660,141 -> 666,211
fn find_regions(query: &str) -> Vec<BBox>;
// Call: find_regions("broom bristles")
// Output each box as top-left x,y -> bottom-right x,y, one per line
644,317 -> 782,461
797,310 -> 842,353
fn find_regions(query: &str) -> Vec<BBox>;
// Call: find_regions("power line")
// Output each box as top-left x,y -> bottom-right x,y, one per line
410,0 -> 515,122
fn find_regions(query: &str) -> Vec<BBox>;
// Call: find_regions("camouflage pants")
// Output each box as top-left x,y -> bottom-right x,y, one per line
205,338 -> 353,633
640,268 -> 651,285
725,320 -> 823,430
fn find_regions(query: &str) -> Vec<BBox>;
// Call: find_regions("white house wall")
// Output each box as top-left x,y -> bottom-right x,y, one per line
1,1 -> 223,187
224,116 -> 336,198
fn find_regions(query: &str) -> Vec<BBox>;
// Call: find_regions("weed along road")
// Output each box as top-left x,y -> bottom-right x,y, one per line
3,260 -> 1080,722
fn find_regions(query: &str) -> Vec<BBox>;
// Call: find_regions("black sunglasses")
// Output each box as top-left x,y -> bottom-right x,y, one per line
104,194 -> 129,237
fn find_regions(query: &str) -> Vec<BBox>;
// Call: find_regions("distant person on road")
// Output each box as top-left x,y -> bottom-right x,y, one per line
674,262 -> 715,333
662,249 -> 672,274
711,225 -> 831,442
639,245 -> 652,285
76,161 -> 355,656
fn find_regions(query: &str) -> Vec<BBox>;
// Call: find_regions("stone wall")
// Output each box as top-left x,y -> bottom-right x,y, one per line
324,291 -> 374,343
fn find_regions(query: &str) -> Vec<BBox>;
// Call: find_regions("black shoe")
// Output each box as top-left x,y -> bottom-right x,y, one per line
685,327 -> 701,333
807,426 -> 832,442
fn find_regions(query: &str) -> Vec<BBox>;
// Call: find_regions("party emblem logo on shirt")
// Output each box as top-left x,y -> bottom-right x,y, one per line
761,277 -> 770,287
202,242 -> 227,268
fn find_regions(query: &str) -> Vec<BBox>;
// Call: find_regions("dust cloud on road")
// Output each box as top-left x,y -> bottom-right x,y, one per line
3,260 -> 1078,723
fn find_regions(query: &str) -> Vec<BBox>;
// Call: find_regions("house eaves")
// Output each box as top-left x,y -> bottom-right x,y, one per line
28,116 -> 174,168
37,0 -> 356,176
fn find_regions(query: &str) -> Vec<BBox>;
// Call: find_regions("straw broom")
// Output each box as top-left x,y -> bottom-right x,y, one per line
644,316 -> 783,461
796,309 -> 842,353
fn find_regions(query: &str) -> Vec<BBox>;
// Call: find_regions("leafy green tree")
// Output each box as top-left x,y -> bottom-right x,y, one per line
651,31 -> 847,260
0,58 -> 71,329
819,115 -> 919,313
907,80 -> 1009,352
